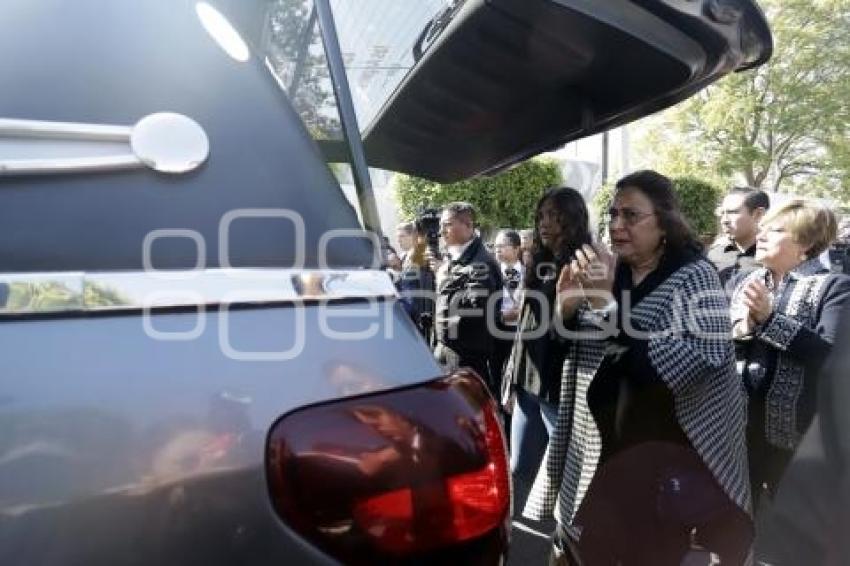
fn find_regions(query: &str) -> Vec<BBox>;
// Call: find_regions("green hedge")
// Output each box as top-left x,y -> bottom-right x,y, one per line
394,159 -> 563,234
673,177 -> 722,237
591,183 -> 615,239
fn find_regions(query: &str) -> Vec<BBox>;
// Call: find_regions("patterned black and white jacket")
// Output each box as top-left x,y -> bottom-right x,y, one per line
523,258 -> 751,531
730,258 -> 850,450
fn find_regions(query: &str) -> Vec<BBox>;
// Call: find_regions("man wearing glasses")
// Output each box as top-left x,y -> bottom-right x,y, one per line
708,187 -> 770,290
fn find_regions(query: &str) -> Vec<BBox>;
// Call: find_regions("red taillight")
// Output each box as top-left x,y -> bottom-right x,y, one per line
448,406 -> 510,539
266,370 -> 510,564
352,488 -> 414,553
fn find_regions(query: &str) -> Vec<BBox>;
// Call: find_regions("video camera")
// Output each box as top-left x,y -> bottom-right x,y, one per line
416,207 -> 442,261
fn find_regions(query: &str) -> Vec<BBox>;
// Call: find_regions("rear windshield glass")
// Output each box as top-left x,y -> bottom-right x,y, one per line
262,0 -> 459,139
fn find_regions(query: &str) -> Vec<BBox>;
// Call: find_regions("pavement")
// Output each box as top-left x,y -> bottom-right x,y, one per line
506,477 -> 556,565
508,517 -> 554,565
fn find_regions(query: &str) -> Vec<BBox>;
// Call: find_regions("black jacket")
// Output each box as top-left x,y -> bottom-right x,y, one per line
708,238 -> 758,292
434,236 -> 502,361
397,262 -> 436,340
506,273 -> 568,405
731,260 -> 850,449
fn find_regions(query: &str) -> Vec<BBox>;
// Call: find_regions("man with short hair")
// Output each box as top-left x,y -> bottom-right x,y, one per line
709,187 -> 770,288
395,221 -> 415,263
492,229 -> 523,392
430,202 -> 502,393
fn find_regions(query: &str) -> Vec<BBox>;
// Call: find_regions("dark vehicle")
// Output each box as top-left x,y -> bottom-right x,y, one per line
0,0 -> 771,564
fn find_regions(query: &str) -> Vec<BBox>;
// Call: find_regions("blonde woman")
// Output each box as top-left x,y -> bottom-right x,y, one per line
731,199 -> 850,505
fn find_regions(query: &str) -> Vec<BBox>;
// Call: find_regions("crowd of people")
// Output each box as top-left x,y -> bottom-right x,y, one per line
382,169 -> 850,565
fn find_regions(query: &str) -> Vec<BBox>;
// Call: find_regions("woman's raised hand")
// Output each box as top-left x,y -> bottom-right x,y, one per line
741,279 -> 773,325
572,243 -> 616,308
556,263 -> 584,320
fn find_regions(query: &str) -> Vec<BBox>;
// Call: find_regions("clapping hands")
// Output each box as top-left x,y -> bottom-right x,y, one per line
556,243 -> 616,318
741,278 -> 773,325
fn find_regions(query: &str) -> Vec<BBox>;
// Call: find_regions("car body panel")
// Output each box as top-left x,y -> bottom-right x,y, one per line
0,301 -> 439,564
0,0 -> 374,273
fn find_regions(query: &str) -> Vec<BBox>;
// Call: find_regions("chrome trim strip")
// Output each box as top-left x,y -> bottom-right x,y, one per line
0,118 -> 132,142
0,155 -> 141,175
0,269 -> 397,316
0,113 -> 209,176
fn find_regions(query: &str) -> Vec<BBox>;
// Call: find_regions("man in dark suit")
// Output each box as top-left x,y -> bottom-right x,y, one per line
429,202 -> 502,394
708,187 -> 769,290
395,221 -> 415,264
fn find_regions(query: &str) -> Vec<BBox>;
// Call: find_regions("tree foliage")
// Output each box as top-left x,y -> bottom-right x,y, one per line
637,0 -> 850,201
590,183 -> 615,239
265,0 -> 340,138
394,159 -> 563,234
5,282 -> 129,311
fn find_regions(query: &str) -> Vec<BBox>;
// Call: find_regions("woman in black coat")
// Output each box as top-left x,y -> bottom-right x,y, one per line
504,187 -> 592,486
730,199 -> 850,506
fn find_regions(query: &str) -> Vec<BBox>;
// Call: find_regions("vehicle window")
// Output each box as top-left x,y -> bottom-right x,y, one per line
328,0 -> 460,129
262,0 -> 458,139
263,0 -> 343,140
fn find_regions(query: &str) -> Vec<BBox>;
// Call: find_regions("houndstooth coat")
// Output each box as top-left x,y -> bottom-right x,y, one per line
523,258 -> 751,533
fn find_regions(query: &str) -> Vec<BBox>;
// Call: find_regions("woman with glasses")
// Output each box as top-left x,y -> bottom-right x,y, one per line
526,170 -> 752,565
503,187 -> 592,500
730,199 -> 850,508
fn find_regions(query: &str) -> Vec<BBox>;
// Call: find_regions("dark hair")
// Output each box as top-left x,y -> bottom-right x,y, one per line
444,201 -> 476,226
496,229 -> 521,248
615,170 -> 702,256
526,186 -> 592,290
728,186 -> 770,212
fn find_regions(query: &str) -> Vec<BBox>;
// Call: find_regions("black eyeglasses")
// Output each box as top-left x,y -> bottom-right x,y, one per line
607,207 -> 655,226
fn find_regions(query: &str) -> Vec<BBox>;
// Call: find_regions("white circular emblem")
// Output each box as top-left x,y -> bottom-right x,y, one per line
131,112 -> 209,174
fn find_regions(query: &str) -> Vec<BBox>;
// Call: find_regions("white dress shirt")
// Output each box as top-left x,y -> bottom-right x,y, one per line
500,260 -> 523,327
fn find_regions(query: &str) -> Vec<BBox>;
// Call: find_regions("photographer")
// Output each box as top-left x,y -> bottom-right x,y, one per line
379,236 -> 402,275
428,202 -> 503,394
396,221 -> 436,343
